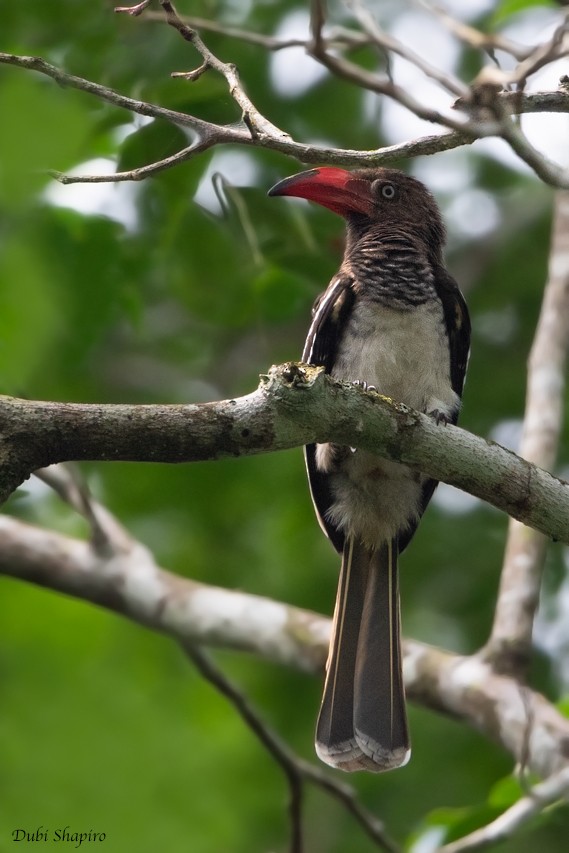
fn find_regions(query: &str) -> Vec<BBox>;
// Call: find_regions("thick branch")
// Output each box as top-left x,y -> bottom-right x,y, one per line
0,513 -> 330,671
0,364 -> 568,542
2,513 -> 569,783
486,190 -> 569,674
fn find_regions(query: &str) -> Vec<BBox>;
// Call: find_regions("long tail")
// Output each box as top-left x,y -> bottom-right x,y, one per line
315,537 -> 410,772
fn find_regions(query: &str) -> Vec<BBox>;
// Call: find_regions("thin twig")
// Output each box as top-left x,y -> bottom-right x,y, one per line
33,465 -> 130,557
182,643 -> 307,853
183,643 -> 399,852
1,52 -> 568,185
499,118 -> 569,187
347,0 -> 468,98
513,13 -> 569,91
415,0 -> 533,61
157,0 -> 289,141
50,142 -> 206,184
115,0 -> 151,15
440,765 -> 569,852
144,10 -> 372,52
0,52 -> 241,138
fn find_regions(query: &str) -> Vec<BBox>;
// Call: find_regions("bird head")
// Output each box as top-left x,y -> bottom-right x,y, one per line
269,166 -> 446,258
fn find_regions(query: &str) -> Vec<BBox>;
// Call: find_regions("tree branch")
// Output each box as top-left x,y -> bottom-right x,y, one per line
347,0 -> 469,98
155,0 -> 290,142
1,48 -> 568,184
23,463 -> 397,851
183,643 -> 398,853
0,510 -> 330,669
308,0 -> 473,134
486,190 -> 569,675
416,0 -> 533,62
143,9 -> 374,52
0,364 -> 568,541
0,51 -> 241,142
2,512 -> 569,785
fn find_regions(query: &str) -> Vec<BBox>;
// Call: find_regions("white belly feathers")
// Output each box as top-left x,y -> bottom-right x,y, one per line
316,300 -> 457,547
332,300 -> 459,418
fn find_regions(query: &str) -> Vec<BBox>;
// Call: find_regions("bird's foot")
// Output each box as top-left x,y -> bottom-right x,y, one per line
352,380 -> 377,393
351,382 -> 377,453
429,409 -> 450,426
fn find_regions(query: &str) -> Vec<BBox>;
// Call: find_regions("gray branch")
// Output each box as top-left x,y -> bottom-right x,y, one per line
485,190 -> 569,675
2,511 -> 568,788
1,50 -> 568,184
0,363 -> 568,543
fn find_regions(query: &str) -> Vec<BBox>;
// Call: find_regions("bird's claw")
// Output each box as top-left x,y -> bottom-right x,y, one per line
351,382 -> 376,453
429,409 -> 450,426
353,380 -> 377,393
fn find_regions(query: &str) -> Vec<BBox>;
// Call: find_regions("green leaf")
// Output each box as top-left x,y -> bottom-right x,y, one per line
493,0 -> 556,24
410,803 -> 502,848
556,695 -> 569,718
487,774 -> 525,809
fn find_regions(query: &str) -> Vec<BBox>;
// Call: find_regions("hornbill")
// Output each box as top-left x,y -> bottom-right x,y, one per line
269,167 -> 470,772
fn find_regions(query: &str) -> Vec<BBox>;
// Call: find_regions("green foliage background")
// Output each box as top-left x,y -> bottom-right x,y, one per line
1,1 -> 568,851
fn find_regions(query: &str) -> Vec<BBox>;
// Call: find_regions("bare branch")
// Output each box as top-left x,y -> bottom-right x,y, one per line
183,643 -> 399,853
308,1 -> 472,134
0,512 -> 329,670
34,464 -> 133,557
458,88 -> 569,116
499,119 -> 569,187
2,513 -> 569,784
157,0 -> 289,141
306,7 -> 569,188
49,141 -> 211,185
144,9 -> 372,52
115,0 -> 151,15
0,51 -> 235,138
348,0 -> 469,98
1,365 -> 569,540
512,12 -> 569,90
182,642 -> 308,853
1,51 -> 568,185
415,0 -> 533,61
486,190 -> 569,675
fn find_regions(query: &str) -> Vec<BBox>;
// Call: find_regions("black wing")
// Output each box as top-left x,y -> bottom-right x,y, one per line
434,266 -> 471,400
398,267 -> 471,553
303,274 -> 356,554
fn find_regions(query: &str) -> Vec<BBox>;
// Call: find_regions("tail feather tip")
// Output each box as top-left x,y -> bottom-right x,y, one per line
315,736 -> 411,773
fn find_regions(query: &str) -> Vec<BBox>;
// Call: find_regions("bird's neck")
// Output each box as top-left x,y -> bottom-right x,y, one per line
343,225 -> 442,308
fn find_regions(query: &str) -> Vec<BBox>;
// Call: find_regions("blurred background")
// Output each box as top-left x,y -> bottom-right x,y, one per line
1,0 -> 569,850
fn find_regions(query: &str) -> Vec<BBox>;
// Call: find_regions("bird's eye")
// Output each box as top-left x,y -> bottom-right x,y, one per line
381,183 -> 396,199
